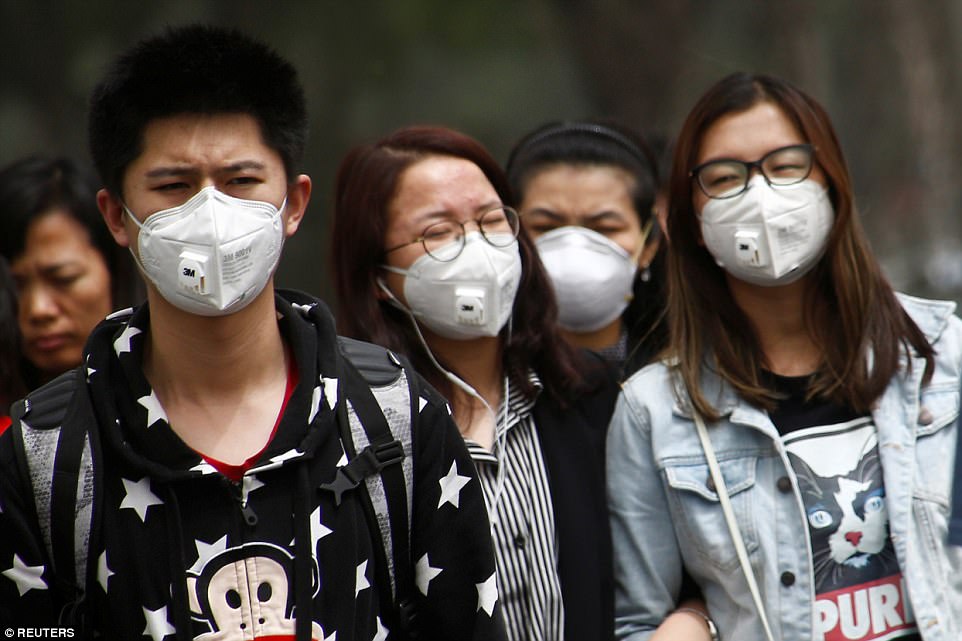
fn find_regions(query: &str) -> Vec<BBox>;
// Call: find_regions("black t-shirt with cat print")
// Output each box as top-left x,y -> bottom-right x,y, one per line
767,372 -> 921,641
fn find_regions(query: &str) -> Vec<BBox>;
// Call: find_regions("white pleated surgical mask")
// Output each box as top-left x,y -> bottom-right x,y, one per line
125,186 -> 286,316
699,176 -> 834,287
535,226 -> 638,332
381,232 -> 522,340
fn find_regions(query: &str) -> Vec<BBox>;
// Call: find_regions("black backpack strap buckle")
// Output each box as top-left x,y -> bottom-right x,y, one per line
319,439 -> 405,506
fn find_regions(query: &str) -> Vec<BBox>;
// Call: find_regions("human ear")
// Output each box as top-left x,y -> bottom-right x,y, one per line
282,174 -> 312,237
98,189 -> 132,248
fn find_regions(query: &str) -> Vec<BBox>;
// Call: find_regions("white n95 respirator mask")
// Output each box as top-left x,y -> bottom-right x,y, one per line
535,226 -> 637,333
126,186 -> 286,316
699,176 -> 834,287
381,232 -> 522,340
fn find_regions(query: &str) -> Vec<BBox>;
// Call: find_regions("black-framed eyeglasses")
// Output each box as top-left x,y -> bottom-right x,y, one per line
383,205 -> 521,262
690,144 -> 816,199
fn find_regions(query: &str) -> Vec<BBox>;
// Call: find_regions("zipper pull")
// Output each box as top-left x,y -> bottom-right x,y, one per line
240,501 -> 258,526
230,476 -> 259,526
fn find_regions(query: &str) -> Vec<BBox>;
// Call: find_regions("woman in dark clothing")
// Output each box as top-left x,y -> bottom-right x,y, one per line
506,121 -> 668,375
330,125 -> 709,641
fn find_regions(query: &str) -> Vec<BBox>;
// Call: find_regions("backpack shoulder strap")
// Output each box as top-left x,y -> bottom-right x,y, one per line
10,367 -> 96,621
322,337 -> 418,630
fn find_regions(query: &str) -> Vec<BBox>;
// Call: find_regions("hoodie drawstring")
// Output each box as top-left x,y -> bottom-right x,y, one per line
164,485 -> 194,640
294,464 -> 313,641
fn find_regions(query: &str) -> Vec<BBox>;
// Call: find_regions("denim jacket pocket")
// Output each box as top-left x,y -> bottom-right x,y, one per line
914,382 -> 958,507
664,456 -> 760,572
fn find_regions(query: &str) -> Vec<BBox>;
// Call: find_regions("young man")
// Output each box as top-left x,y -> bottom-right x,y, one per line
0,25 -> 505,640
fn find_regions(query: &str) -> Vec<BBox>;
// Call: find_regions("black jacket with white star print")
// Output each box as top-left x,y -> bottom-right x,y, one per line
0,291 -> 507,641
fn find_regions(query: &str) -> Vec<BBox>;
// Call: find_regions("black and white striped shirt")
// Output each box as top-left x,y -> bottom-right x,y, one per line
465,372 -> 564,641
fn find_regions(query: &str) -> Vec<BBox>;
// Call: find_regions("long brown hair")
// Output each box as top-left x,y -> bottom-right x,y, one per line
667,72 -> 934,420
331,125 -> 587,404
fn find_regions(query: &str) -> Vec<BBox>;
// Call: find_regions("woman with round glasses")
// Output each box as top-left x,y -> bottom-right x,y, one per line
331,125 -> 709,641
607,72 -> 962,640
506,121 -> 669,375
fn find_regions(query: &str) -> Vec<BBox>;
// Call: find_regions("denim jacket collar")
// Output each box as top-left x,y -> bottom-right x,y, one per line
669,293 -> 956,431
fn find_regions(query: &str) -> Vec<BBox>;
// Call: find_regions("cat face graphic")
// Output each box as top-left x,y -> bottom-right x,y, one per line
788,446 -> 898,592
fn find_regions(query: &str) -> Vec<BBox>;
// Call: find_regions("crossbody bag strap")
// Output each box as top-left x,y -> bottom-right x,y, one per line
693,410 -> 776,641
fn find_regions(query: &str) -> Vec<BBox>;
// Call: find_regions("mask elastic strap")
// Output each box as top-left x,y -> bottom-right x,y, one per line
640,217 -> 655,245
375,277 -> 507,524
633,217 -> 656,263
118,203 -> 153,282
122,202 -> 147,231
379,263 -> 410,278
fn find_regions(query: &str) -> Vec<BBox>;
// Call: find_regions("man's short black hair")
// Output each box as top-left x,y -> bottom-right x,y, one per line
88,24 -> 308,196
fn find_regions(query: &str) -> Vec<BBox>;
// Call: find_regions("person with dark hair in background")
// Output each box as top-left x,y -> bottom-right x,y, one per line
0,257 -> 26,428
0,25 -> 504,640
0,155 -> 143,389
332,124 -> 711,641
506,121 -> 668,375
608,72 -> 962,640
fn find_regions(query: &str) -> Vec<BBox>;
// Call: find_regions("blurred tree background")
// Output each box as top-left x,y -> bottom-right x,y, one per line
2,0 -> 961,307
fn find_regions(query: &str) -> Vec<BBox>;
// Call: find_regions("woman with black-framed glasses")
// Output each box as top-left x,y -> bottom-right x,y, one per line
607,72 -> 962,640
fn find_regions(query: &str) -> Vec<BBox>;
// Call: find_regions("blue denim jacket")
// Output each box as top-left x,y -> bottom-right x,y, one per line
608,294 -> 962,641
951,388 -> 962,546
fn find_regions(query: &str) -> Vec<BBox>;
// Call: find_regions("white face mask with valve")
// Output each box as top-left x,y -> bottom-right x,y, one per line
535,226 -> 639,333
699,176 -> 834,287
380,232 -> 522,340
125,186 -> 286,316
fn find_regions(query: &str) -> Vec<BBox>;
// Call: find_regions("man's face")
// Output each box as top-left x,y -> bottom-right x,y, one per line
122,113 -> 291,226
96,112 -> 310,312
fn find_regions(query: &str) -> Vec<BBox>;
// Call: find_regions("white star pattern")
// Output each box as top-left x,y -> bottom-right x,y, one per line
106,307 -> 134,320
291,506 -> 333,548
241,474 -> 265,499
418,396 -> 428,413
437,461 -> 471,509
309,382 -> 323,424
97,551 -> 114,592
137,390 -> 167,428
319,628 -> 337,641
189,461 -> 219,475
323,377 -> 338,409
336,451 -> 348,467
355,559 -> 371,597
113,326 -> 142,356
269,449 -> 302,465
143,605 -> 176,640
86,354 -> 96,380
119,477 -> 163,522
476,573 -> 499,616
2,554 -> 46,596
415,553 -> 443,596
292,302 -> 315,315
187,535 -> 229,574
372,616 -> 389,641
311,507 -> 333,548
